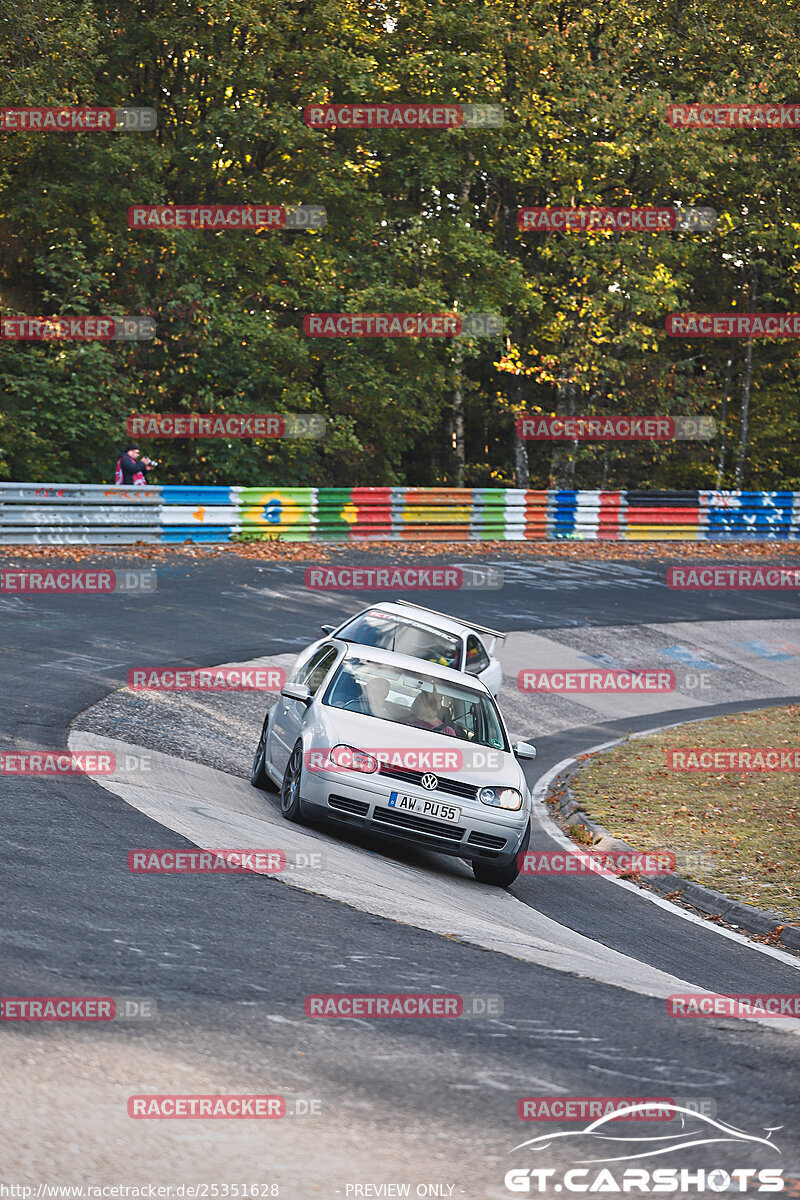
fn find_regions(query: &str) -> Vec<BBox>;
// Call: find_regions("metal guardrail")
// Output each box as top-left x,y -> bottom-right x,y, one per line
0,484 -> 798,544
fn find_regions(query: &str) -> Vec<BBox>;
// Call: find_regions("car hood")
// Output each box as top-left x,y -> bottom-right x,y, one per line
317,707 -> 525,791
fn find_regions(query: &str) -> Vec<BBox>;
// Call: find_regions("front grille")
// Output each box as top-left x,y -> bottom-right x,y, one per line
467,831 -> 508,850
328,794 -> 370,816
378,763 -> 478,801
372,805 -> 465,843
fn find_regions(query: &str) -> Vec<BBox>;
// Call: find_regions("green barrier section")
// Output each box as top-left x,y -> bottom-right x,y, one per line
238,488 -> 317,541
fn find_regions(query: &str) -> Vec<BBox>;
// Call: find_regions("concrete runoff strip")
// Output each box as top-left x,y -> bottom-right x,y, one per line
496,617 -> 800,727
69,730 -> 800,1034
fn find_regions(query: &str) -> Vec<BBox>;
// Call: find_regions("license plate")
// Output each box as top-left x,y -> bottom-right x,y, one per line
388,792 -> 461,822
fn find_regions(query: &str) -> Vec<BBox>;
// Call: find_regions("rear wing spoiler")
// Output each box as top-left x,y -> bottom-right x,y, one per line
394,599 -> 506,646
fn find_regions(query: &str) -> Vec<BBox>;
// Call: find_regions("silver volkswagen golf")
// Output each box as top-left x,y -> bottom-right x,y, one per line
251,640 -> 536,886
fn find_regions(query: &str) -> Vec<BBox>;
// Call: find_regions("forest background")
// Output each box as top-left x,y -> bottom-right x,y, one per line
1,0 -> 798,490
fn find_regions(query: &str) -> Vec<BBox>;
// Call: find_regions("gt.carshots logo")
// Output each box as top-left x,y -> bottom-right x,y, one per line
504,1103 -> 784,1193
127,667 -> 286,692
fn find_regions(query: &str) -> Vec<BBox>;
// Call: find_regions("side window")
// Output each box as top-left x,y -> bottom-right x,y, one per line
292,644 -> 334,686
305,647 -> 338,695
465,635 -> 490,674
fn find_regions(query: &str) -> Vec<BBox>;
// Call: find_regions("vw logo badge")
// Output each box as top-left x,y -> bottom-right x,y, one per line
421,773 -> 438,790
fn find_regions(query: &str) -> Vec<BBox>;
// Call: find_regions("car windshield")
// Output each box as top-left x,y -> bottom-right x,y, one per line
334,610 -> 461,670
323,657 -> 508,751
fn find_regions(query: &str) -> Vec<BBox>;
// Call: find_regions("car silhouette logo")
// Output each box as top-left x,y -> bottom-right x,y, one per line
421,774 -> 438,790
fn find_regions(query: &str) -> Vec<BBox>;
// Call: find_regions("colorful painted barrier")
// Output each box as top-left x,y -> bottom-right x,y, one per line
0,484 -> 798,545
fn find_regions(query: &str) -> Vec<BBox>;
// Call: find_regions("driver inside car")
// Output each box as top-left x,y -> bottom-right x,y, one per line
408,688 -> 457,736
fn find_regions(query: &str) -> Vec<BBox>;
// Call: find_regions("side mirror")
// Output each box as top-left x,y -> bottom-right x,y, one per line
513,741 -> 537,760
320,624 -> 335,633
281,682 -> 312,707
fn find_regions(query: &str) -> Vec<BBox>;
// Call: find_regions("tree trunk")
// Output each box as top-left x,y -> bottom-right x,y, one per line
512,375 -> 529,488
734,274 -> 758,486
551,380 -> 577,488
451,338 -> 465,487
715,352 -> 734,487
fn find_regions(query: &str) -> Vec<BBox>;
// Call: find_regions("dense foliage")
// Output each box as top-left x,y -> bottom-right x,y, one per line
1,0 -> 799,488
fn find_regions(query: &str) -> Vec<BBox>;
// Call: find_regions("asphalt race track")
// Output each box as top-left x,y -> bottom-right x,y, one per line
2,552 -> 799,1197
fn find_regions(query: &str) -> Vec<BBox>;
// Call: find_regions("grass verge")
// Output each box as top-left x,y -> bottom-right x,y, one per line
571,705 -> 800,921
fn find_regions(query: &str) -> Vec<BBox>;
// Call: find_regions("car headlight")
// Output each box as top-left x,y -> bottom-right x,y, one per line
478,786 -> 523,811
330,744 -> 379,773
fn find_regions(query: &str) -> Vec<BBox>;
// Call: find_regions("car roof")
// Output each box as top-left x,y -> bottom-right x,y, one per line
349,601 -> 478,641
331,639 -> 492,693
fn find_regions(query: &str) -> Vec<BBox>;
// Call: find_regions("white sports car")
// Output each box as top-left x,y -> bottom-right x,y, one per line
251,639 -> 536,887
292,600 -> 504,696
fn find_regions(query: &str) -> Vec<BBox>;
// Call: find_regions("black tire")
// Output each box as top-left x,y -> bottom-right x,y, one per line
280,741 -> 307,823
472,819 -> 530,887
250,719 -> 271,791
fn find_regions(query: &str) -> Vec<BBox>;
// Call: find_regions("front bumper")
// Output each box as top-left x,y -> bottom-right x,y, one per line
299,767 -> 529,863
